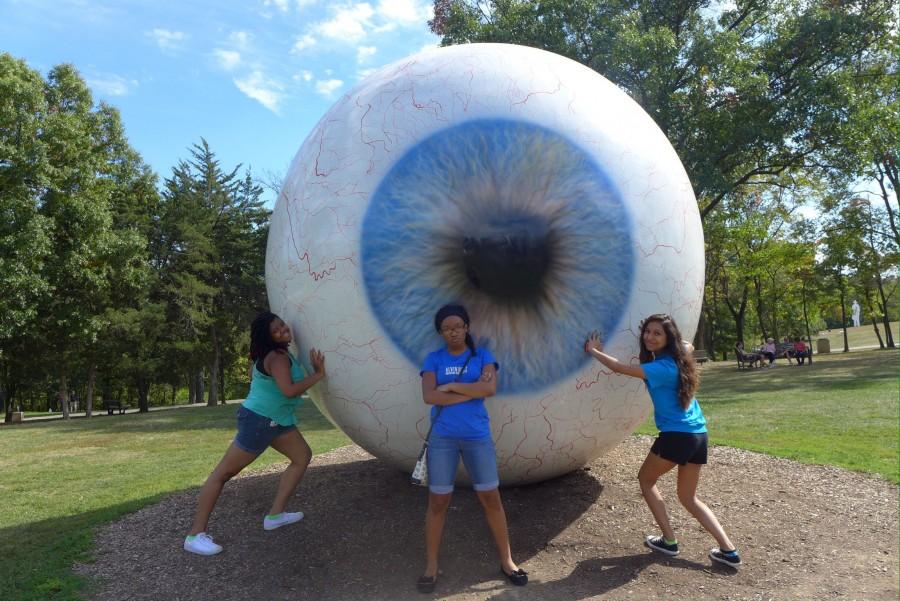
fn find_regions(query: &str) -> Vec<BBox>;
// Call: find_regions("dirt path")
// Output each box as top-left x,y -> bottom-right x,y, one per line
78,436 -> 898,601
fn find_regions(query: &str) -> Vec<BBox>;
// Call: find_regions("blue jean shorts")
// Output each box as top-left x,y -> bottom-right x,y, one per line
426,434 -> 499,494
234,405 -> 295,455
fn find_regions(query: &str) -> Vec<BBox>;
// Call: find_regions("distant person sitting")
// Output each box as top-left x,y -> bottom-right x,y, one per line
792,337 -> 809,365
734,342 -> 761,368
761,338 -> 777,367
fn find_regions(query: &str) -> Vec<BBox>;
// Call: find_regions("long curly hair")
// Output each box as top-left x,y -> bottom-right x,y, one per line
249,312 -> 288,361
638,314 -> 699,410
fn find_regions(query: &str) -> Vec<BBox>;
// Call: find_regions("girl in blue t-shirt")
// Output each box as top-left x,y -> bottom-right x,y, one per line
416,304 -> 528,592
183,312 -> 326,556
584,313 -> 742,568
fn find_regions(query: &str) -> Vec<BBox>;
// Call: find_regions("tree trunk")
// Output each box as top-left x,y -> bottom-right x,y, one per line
208,350 -> 220,407
863,288 -> 885,349
752,276 -> 768,341
86,362 -> 96,418
219,363 -> 226,405
873,270 -> 896,348
188,373 -> 196,404
137,377 -> 150,413
59,373 -> 70,420
197,369 -> 205,404
724,284 -> 750,353
206,324 -> 222,407
171,383 -> 177,405
801,281 -> 813,365
838,287 -> 849,352
2,387 -> 10,424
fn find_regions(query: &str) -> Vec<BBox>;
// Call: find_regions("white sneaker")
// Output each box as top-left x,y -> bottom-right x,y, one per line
184,532 -> 222,555
263,511 -> 304,531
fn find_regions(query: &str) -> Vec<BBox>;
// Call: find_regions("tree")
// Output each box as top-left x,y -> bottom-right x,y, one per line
429,0 -> 897,220
0,54 -> 52,420
155,141 -> 269,408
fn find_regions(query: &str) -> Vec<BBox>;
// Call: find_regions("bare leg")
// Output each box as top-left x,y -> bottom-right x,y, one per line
189,443 -> 258,535
267,429 -> 312,515
423,492 -> 452,578
676,463 -> 736,550
637,452 -> 678,541
475,488 -> 519,574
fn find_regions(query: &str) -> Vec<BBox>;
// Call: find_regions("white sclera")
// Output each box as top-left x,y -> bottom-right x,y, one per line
267,43 -> 704,485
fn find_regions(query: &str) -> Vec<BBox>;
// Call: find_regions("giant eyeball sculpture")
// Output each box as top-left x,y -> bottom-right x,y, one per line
267,43 -> 704,485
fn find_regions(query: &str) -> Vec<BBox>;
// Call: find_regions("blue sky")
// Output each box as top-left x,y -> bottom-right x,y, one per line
0,0 -> 440,203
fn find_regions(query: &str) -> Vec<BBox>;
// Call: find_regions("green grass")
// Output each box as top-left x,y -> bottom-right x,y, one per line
3,349 -> 898,601
636,348 -> 899,484
0,402 -> 350,601
815,320 -> 898,350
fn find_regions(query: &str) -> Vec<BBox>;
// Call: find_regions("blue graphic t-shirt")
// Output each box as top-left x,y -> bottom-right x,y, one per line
420,347 -> 499,440
642,355 -> 707,434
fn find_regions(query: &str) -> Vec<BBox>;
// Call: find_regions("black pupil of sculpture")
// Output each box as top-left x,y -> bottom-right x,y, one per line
462,215 -> 552,301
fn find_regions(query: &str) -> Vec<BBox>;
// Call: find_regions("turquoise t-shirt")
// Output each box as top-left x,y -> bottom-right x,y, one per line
242,351 -> 306,426
420,347 -> 499,440
642,355 -> 707,433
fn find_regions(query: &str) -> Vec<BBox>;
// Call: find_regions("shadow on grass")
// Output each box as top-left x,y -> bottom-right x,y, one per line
0,495 -> 170,601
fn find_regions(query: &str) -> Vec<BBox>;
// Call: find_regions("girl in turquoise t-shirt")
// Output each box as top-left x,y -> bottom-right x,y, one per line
584,313 -> 742,568
184,312 -> 326,556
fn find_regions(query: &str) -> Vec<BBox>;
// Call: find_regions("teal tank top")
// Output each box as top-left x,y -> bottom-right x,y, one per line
242,352 -> 306,426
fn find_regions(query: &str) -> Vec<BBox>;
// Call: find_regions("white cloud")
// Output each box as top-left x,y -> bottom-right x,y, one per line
230,31 -> 251,49
356,67 -> 376,80
234,71 -> 284,113
375,0 -> 431,26
264,0 -> 290,11
301,70 -> 313,81
86,73 -> 137,96
357,45 -> 377,62
148,28 -> 187,53
213,49 -> 242,70
292,34 -> 317,52
315,3 -> 374,41
315,78 -> 344,96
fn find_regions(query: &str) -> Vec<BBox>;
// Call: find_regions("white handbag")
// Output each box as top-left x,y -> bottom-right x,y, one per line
410,433 -> 434,486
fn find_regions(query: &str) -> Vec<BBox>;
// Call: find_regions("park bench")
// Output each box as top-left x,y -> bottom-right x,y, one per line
102,400 -> 127,415
735,347 -> 762,370
692,349 -> 709,364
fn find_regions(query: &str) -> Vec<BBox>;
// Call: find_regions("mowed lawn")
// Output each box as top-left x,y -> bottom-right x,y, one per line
817,321 -> 899,351
0,402 -> 350,601
1,347 -> 897,601
636,347 -> 899,483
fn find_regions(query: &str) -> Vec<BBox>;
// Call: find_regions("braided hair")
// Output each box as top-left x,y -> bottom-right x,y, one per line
249,312 -> 288,361
638,314 -> 699,410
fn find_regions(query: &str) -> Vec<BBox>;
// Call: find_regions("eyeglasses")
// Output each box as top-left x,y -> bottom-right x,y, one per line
440,325 -> 467,335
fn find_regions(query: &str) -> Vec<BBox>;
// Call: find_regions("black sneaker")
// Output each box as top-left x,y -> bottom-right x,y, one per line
644,535 -> 679,556
709,548 -> 742,567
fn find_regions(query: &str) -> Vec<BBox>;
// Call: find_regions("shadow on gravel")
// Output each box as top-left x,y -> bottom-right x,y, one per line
82,451 -> 605,601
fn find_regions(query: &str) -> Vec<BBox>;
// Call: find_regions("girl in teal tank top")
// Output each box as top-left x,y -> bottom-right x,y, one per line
184,312 -> 326,556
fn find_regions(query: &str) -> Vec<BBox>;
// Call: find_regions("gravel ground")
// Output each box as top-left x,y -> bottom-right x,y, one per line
77,436 -> 898,601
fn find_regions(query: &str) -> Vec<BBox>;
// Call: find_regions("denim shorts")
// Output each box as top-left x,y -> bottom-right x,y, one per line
234,405 -> 295,455
426,434 -> 499,494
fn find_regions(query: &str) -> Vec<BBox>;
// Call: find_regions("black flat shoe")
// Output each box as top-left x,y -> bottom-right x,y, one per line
501,566 -> 528,586
416,574 -> 437,593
